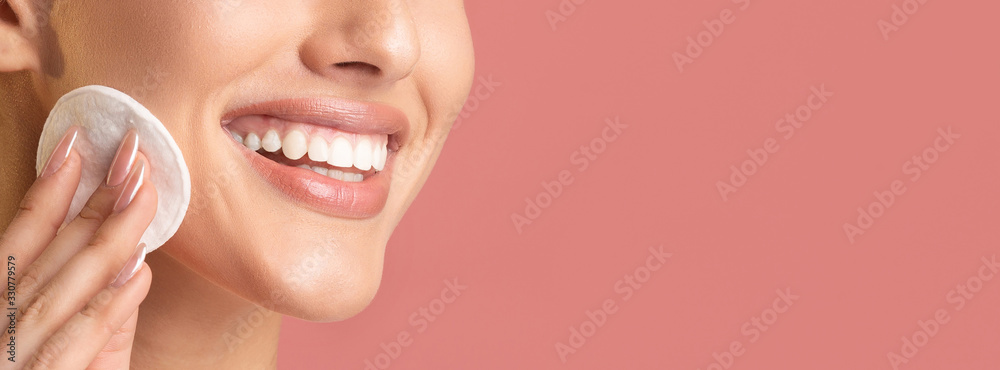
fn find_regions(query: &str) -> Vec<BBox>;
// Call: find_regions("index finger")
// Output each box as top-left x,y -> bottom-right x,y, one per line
0,127 -> 82,267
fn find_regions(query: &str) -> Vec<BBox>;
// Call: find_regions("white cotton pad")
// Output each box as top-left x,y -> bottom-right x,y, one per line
35,85 -> 190,253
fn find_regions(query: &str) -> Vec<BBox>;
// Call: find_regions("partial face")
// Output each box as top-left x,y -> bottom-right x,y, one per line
33,0 -> 474,320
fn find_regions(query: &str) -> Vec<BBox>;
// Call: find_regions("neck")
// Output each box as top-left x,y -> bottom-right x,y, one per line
0,74 -> 283,369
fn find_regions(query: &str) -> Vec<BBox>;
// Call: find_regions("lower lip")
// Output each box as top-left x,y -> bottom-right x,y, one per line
233,138 -> 393,219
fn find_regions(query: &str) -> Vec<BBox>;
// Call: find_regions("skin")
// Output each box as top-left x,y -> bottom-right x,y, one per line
0,0 -> 474,368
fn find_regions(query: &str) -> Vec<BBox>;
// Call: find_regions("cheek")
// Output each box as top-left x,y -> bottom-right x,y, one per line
48,0 -> 296,100
412,4 -> 476,129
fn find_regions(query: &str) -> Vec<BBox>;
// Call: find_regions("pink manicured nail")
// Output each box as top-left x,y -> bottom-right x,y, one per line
106,130 -> 139,186
111,243 -> 147,288
39,126 -> 81,178
112,159 -> 145,213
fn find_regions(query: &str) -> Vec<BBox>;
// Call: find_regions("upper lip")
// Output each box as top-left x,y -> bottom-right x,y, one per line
221,97 -> 409,149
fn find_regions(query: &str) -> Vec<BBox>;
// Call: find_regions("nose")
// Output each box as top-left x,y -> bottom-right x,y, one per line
300,0 -> 420,87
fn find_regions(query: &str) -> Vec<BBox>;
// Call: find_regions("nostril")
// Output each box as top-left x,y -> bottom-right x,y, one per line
1,3 -> 17,25
333,61 -> 381,76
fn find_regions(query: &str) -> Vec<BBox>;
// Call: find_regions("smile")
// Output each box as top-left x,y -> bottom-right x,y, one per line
221,98 -> 409,218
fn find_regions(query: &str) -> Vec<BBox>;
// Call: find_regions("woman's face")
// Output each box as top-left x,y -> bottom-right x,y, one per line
32,0 -> 474,320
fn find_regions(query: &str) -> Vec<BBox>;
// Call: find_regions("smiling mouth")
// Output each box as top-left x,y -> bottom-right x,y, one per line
220,98 -> 408,218
226,116 -> 390,182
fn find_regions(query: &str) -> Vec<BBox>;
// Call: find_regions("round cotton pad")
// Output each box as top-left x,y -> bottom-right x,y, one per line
35,85 -> 191,253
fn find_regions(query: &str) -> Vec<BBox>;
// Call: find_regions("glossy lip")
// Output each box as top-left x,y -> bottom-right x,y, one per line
221,98 -> 409,218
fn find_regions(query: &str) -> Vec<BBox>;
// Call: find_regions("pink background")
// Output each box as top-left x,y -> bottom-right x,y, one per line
279,0 -> 1000,368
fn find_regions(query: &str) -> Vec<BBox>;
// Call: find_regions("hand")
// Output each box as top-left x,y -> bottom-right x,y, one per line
1,127 -> 157,369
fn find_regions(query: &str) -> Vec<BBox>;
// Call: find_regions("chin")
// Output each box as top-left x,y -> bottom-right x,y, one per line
276,224 -> 391,321
227,223 -> 392,322
171,168 -> 404,321
242,208 -> 398,321
269,245 -> 386,322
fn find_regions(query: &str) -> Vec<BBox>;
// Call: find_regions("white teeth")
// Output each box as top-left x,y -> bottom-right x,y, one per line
325,168 -> 362,182
233,127 -> 388,178
261,129 -> 282,153
328,136 -> 354,168
282,130 -> 308,160
327,168 -> 344,181
308,137 -> 328,162
354,137 -> 373,171
295,164 -> 365,182
244,133 -> 262,151
311,166 -> 328,176
372,143 -> 386,171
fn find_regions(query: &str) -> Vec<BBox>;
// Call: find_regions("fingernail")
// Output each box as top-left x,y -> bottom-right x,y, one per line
106,130 -> 139,186
39,126 -> 81,178
112,159 -> 145,214
111,243 -> 146,288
